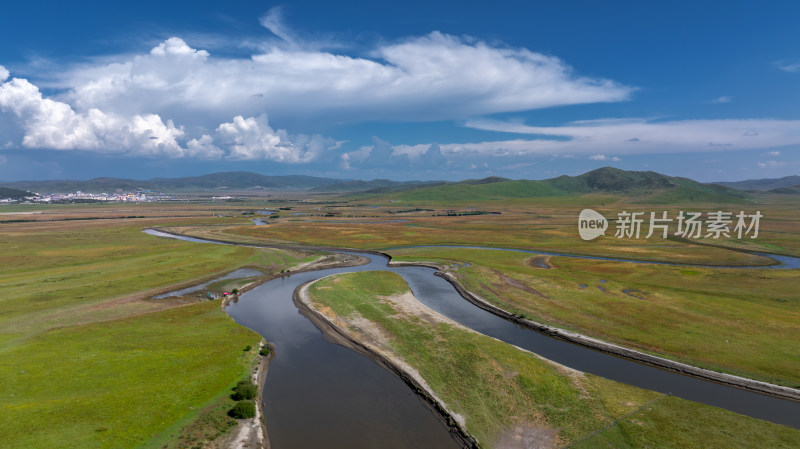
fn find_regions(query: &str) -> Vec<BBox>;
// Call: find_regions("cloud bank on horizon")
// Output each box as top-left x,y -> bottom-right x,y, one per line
0,23 -> 630,161
0,8 -> 798,177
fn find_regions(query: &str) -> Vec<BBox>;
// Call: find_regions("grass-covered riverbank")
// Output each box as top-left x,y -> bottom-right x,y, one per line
0,301 -> 261,448
387,247 -> 800,388
177,209 -> 800,389
306,270 -> 800,449
0,208 -> 317,448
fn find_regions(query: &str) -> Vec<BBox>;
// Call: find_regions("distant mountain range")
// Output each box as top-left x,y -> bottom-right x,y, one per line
0,172 -> 351,193
1,169 -> 797,202
714,175 -> 800,191
365,167 -> 751,203
0,173 -> 452,194
310,179 -> 447,193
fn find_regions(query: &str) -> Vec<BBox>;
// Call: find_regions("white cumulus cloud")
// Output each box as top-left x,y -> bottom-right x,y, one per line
186,134 -> 224,159
0,75 -> 187,156
217,115 -> 335,162
0,68 -> 336,161
150,37 -> 210,58
44,33 -> 631,125
0,27 -> 636,161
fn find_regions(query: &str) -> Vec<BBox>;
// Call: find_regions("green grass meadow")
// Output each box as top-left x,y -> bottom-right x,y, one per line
0,302 -> 259,449
3,195 -> 799,448
0,212 -> 309,448
388,247 -> 800,387
309,271 -> 800,448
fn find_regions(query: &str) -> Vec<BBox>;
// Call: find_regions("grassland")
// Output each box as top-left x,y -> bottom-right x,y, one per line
205,208 -> 777,266
0,301 -> 258,449
307,271 -> 800,448
173,196 -> 800,388
347,167 -> 750,205
388,247 -> 800,387
5,189 -> 797,447
0,204 -> 319,448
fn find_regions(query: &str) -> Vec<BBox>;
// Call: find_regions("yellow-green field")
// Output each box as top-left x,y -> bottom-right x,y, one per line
2,192 -> 798,448
212,202 -> 793,263
0,205 -> 319,449
171,196 -> 800,388
388,247 -> 800,387
308,271 -> 800,448
0,301 -> 258,449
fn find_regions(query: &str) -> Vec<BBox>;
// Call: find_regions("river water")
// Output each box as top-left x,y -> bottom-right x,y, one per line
143,229 -> 800,447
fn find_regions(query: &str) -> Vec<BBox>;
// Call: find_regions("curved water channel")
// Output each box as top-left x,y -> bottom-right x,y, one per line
143,229 -> 800,447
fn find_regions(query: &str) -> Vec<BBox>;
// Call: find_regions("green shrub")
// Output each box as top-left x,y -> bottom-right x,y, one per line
232,381 -> 257,400
259,345 -> 271,356
228,401 -> 256,419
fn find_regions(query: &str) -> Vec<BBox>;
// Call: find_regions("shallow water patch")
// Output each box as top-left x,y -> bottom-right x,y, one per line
153,268 -> 265,299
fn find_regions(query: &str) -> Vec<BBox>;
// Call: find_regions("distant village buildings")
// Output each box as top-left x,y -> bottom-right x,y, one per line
1,191 -> 176,204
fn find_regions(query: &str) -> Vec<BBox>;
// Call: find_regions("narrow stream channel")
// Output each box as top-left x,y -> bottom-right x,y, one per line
143,229 -> 800,446
227,264 -> 462,449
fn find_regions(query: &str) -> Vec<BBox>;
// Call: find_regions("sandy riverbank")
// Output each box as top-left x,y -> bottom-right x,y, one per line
218,252 -> 370,448
147,227 -> 800,408
421,264 -> 800,402
294,278 -> 481,449
223,340 -> 271,449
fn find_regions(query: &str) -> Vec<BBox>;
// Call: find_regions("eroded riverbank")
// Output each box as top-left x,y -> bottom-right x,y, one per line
294,278 -> 479,448
145,228 -> 800,434
428,267 -> 800,402
301,270 -> 800,448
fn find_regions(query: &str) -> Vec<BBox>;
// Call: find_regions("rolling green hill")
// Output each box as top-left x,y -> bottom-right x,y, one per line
310,179 -> 445,193
150,172 -> 343,190
715,175 -> 800,191
386,179 -> 565,202
378,167 -> 750,203
768,184 -> 800,195
0,187 -> 32,199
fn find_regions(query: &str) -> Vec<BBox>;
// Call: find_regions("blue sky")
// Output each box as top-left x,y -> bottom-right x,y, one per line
0,0 -> 798,182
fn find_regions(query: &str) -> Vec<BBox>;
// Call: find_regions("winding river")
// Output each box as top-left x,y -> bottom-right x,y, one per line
143,229 -> 800,447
